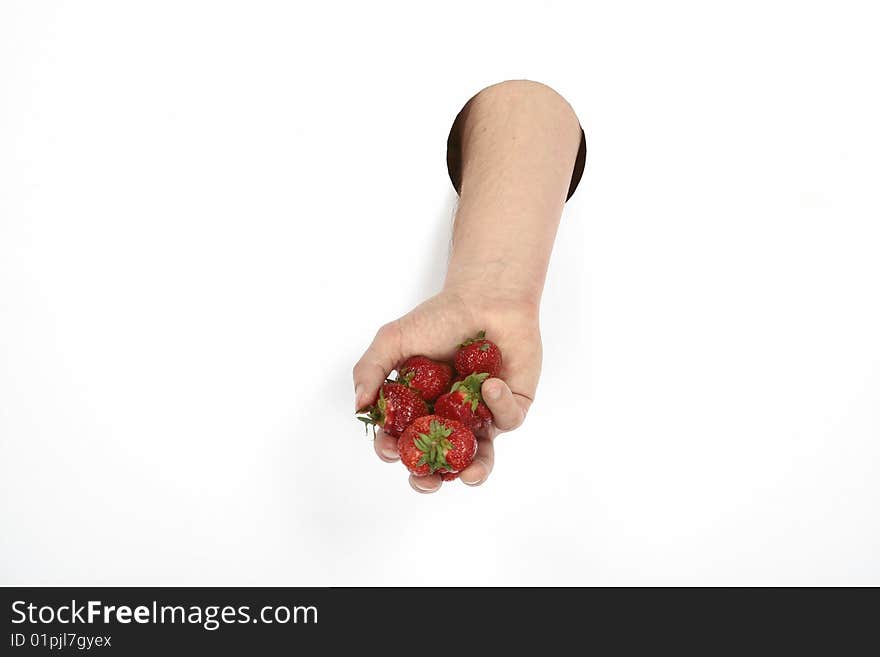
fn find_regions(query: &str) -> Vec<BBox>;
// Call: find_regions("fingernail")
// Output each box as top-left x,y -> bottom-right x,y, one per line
486,384 -> 501,401
381,446 -> 399,461
354,383 -> 364,410
461,465 -> 487,486
411,477 -> 436,493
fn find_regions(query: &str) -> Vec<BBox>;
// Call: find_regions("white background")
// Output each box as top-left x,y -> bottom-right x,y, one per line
2,1 -> 878,586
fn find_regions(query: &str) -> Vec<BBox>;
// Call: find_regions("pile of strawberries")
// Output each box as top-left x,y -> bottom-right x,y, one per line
357,331 -> 502,481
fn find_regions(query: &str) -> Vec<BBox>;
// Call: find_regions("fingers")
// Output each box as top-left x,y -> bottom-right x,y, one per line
352,321 -> 403,410
379,433 -> 495,492
409,473 -> 442,494
481,378 -> 529,432
373,429 -> 399,462
458,437 -> 495,486
372,377 -> 520,492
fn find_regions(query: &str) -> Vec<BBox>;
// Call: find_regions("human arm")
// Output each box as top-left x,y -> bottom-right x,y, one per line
353,80 -> 584,493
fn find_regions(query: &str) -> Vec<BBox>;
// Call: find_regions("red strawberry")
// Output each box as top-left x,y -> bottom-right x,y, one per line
397,356 -> 453,402
455,330 -> 502,378
434,372 -> 494,433
440,471 -> 460,481
398,415 -> 477,476
357,382 -> 429,438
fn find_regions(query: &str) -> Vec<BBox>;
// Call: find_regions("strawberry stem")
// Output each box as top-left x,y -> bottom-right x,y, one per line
355,388 -> 387,438
450,372 -> 489,411
414,419 -> 455,474
458,329 -> 488,348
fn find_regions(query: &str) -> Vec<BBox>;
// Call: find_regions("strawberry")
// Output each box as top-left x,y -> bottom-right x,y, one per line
397,356 -> 453,402
357,382 -> 429,438
434,372 -> 494,433
455,330 -> 502,378
440,471 -> 460,481
398,415 -> 477,476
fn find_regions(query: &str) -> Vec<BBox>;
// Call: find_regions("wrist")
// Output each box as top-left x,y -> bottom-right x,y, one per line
443,263 -> 542,318
442,202 -> 556,320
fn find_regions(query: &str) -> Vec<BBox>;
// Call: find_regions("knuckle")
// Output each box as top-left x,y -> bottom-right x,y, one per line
352,359 -> 367,381
373,320 -> 404,366
386,320 -> 406,346
375,321 -> 397,342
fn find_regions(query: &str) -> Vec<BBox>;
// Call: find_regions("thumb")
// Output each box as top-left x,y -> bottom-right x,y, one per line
352,321 -> 404,411
482,377 -> 530,432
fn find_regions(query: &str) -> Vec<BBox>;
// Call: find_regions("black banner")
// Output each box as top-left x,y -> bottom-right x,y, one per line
1,587 -> 875,653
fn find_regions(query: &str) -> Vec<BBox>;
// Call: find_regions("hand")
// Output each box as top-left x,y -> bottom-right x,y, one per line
353,287 -> 540,493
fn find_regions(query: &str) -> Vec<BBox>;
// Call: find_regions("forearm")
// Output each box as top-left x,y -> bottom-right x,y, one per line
444,81 -> 582,308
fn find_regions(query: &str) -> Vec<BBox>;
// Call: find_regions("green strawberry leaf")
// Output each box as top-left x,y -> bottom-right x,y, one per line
411,420 -> 456,473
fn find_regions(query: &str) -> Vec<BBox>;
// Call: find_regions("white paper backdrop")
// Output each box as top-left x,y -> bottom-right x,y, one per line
2,0 -> 878,585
